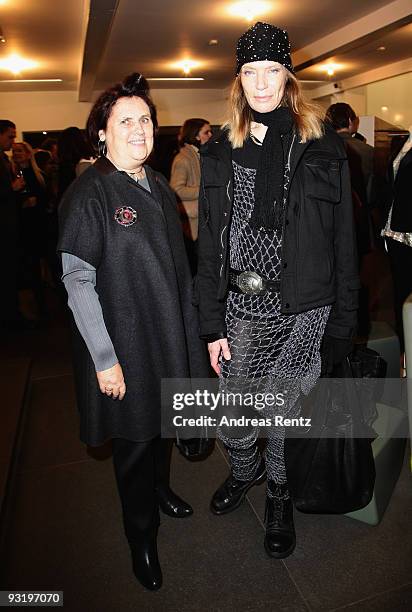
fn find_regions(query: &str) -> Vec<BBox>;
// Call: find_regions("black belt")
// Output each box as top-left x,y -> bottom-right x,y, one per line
229,269 -> 280,295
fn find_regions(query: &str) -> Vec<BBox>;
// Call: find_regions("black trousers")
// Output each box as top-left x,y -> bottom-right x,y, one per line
387,239 -> 412,352
112,436 -> 173,544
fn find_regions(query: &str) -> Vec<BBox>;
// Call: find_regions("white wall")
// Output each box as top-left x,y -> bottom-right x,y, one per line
0,87 -> 228,138
364,72 -> 412,130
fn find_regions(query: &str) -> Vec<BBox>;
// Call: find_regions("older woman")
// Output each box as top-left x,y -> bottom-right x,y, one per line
58,73 -> 207,590
197,23 -> 359,558
170,118 -> 212,274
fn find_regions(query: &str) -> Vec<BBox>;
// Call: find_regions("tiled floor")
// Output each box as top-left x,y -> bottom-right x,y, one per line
2,355 -> 412,611
2,253 -> 412,611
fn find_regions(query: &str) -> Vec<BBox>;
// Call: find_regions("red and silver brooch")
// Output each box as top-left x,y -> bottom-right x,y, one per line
114,206 -> 137,227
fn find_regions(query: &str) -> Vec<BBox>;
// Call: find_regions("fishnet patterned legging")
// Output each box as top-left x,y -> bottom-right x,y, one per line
219,161 -> 331,493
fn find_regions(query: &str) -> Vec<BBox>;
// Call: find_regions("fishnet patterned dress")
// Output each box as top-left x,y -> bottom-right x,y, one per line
219,138 -> 331,487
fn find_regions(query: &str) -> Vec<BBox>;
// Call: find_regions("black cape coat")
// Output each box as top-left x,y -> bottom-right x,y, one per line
58,156 -> 208,445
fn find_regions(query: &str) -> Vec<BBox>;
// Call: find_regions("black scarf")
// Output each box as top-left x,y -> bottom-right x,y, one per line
250,107 -> 293,232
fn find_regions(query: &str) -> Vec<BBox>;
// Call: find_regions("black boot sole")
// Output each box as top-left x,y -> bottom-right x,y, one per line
210,468 -> 267,516
264,536 -> 296,559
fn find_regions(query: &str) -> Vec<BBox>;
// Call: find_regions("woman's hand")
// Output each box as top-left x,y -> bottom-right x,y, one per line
208,338 -> 231,375
96,363 -> 126,400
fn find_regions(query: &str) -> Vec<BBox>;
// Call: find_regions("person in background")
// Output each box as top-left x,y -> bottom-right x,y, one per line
34,149 -> 61,292
170,118 -> 212,275
197,23 -> 358,559
326,102 -> 375,335
57,127 -> 95,199
381,128 -> 412,366
0,119 -> 25,328
58,73 -> 207,590
12,141 -> 48,319
40,137 -> 59,164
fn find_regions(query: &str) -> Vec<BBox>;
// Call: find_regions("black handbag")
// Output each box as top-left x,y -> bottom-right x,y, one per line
175,434 -> 215,462
284,353 -> 380,514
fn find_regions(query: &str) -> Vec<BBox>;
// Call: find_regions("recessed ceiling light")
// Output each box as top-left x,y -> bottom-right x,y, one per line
0,78 -> 62,83
321,62 -> 341,76
0,53 -> 38,75
208,39 -> 219,46
377,46 -> 386,51
172,59 -> 200,75
227,1 -> 271,22
42,131 -> 47,135
381,106 -> 388,112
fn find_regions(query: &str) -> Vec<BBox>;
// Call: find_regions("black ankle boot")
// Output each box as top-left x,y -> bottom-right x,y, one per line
156,485 -> 193,518
130,529 -> 162,590
264,482 -> 296,559
210,458 -> 266,515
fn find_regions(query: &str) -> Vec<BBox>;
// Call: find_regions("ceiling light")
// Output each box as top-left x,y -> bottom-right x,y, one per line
377,46 -> 386,51
148,77 -> 204,81
172,59 -> 199,75
394,114 -> 404,123
0,53 -> 38,75
227,1 -> 271,22
321,63 -> 341,76
381,106 -> 388,112
0,27 -> 5,44
42,131 -> 47,135
0,78 -> 62,83
208,39 -> 219,46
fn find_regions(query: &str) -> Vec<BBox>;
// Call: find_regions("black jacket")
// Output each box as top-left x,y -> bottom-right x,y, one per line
58,157 -> 208,445
390,147 -> 412,232
196,125 -> 360,340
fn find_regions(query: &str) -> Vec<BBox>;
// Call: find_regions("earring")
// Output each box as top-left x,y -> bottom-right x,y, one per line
98,138 -> 107,157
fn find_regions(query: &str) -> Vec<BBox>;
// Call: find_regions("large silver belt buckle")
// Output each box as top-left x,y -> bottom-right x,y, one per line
238,271 -> 264,295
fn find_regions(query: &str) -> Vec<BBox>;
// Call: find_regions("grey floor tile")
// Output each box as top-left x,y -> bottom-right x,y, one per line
5,448 -> 308,612
331,582 -> 412,611
18,375 -> 89,471
246,453 -> 412,610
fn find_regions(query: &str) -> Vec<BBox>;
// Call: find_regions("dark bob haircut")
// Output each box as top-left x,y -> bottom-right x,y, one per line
58,127 -> 94,164
87,73 -> 158,155
179,117 -> 209,147
325,103 -> 356,131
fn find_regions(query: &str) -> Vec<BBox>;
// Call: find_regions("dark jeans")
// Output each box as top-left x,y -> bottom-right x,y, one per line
112,437 -> 173,543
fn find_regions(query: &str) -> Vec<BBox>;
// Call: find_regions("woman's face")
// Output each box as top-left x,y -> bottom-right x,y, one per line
196,123 -> 212,145
99,96 -> 154,170
240,60 -> 288,114
12,143 -> 30,165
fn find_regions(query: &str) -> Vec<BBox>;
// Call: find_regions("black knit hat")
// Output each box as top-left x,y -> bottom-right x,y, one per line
236,22 -> 294,75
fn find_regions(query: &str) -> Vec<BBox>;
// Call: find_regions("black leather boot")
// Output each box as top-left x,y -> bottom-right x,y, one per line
156,485 -> 193,518
264,482 -> 296,559
210,458 -> 266,515
130,529 -> 162,591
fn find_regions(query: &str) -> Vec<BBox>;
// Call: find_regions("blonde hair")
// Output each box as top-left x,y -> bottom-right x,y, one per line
223,70 -> 324,148
13,141 -> 45,187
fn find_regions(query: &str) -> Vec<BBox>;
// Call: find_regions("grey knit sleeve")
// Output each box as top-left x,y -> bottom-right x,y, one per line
61,252 -> 118,372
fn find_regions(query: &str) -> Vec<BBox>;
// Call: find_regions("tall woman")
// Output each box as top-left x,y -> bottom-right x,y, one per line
197,23 -> 359,558
58,73 -> 207,590
170,118 -> 212,274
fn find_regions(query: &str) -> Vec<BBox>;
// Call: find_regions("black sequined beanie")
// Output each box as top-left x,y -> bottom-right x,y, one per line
236,22 -> 294,75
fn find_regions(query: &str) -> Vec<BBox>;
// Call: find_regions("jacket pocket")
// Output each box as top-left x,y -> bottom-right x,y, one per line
201,158 -> 226,187
304,159 -> 341,203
